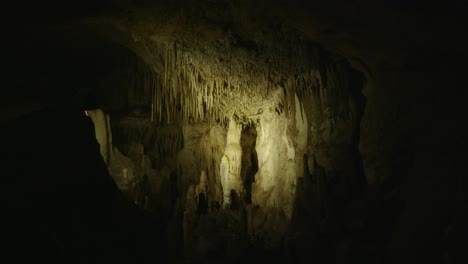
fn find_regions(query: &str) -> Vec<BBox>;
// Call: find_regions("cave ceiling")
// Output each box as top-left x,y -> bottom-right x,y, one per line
9,0 -> 465,71
3,0 -> 467,121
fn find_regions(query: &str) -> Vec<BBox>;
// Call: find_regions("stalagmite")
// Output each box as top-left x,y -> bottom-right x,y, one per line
220,117 -> 244,208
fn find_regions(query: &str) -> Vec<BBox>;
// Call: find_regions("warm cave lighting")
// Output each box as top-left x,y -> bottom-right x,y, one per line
3,1 -> 460,263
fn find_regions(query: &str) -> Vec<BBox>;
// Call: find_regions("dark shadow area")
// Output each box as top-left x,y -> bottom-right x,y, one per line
0,107 -> 167,263
196,193 -> 208,214
229,191 -> 241,210
4,0 -> 112,24
240,125 -> 258,204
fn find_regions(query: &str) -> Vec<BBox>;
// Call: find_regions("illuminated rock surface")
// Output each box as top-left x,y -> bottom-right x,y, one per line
2,1 -> 468,263
221,118 -> 244,207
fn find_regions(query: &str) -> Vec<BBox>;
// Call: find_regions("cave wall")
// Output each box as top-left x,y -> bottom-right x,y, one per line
177,123 -> 226,205
4,0 -> 468,263
358,68 -> 468,262
247,90 -> 308,243
78,9 -> 369,259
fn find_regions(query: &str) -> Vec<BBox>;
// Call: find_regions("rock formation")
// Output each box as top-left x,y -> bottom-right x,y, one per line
3,1 -> 467,263
221,118 -> 245,208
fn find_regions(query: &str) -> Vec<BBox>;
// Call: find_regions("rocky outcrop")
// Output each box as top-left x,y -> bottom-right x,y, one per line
86,109 -> 137,193
176,123 -> 226,208
86,109 -> 174,211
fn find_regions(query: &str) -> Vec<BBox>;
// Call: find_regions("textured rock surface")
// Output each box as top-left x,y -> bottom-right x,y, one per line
86,109 -> 137,193
221,118 -> 244,207
252,89 -> 297,218
177,123 -> 226,206
3,0 -> 468,263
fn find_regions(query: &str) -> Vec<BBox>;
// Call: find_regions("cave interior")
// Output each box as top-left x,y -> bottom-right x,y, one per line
1,0 -> 468,263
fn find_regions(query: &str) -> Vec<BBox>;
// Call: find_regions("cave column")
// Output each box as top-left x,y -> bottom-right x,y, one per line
248,91 -> 308,243
220,117 -> 244,208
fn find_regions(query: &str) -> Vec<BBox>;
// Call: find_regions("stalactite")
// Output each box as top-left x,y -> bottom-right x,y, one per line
120,31 -> 359,133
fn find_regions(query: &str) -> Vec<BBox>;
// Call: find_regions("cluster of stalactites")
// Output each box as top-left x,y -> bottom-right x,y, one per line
156,42 -> 272,125
130,39 -> 357,128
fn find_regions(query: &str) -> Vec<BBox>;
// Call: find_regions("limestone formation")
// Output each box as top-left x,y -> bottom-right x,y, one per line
220,118 -> 244,208
85,109 -> 142,200
195,170 -> 208,198
5,1 -> 466,263
85,109 -> 112,164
